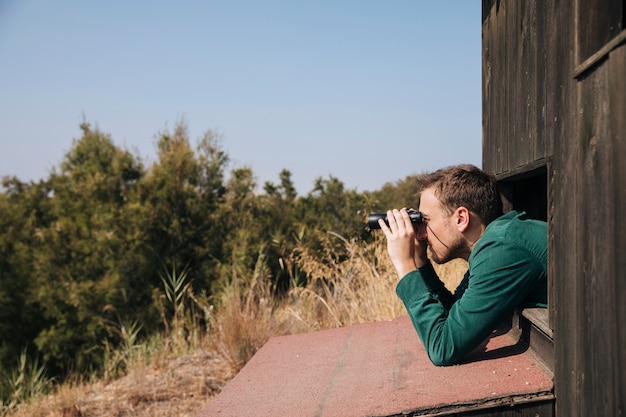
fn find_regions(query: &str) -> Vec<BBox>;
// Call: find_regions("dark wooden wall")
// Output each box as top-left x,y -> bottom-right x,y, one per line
482,1 -> 626,416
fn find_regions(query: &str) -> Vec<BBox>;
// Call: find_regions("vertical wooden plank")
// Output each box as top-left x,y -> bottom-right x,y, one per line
577,60 -> 618,417
549,0 -> 580,415
517,0 -> 535,166
608,42 -> 626,417
485,0 -> 503,174
531,2 -> 552,328
541,0 -> 571,336
482,1 -> 507,174
504,0 -> 516,172
481,0 -> 496,23
510,0 -> 521,168
541,0 -> 562,163
481,2 -> 493,172
494,1 -> 506,173
531,0 -> 550,160
496,1 -> 509,174
577,0 -> 624,62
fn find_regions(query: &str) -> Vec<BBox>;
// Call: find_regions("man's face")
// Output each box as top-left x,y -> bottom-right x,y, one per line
417,188 -> 466,264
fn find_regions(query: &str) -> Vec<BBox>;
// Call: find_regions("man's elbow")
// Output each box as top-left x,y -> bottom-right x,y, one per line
429,356 -> 457,367
427,349 -> 461,367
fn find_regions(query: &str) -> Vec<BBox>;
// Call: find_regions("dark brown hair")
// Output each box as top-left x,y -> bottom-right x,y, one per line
416,164 -> 503,225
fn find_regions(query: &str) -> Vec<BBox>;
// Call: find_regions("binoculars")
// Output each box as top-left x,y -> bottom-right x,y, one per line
367,209 -> 423,229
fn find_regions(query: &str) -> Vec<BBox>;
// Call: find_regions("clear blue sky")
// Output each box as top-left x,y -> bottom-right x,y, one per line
0,1 -> 482,195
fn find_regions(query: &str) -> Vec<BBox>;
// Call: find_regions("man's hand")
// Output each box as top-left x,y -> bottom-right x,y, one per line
379,208 -> 424,278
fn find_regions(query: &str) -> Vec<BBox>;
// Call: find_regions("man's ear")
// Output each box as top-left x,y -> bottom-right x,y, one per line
455,206 -> 471,232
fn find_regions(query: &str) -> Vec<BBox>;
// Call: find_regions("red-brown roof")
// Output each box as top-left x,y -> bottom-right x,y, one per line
196,316 -> 553,417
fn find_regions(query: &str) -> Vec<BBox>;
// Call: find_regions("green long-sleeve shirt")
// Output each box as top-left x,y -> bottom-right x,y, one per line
395,210 -> 547,366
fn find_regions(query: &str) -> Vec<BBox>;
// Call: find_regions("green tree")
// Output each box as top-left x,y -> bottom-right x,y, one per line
30,123 -> 144,375
366,174 -> 420,212
213,168 -> 302,293
137,122 -> 229,302
299,175 -> 369,240
260,169 -> 303,289
213,166 -> 260,289
0,177 -> 52,384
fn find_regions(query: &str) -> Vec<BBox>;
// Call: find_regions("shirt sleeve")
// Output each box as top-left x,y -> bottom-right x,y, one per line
395,238 -> 545,366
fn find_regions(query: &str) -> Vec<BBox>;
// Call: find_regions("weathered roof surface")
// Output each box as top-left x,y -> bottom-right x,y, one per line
196,316 -> 553,417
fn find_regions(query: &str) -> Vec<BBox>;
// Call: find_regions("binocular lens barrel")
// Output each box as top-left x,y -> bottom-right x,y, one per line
367,210 -> 423,230
367,213 -> 388,229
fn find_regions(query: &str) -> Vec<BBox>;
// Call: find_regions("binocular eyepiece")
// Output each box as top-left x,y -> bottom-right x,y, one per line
367,209 -> 423,230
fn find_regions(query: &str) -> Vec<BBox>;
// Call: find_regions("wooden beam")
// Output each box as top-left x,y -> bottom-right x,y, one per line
574,29 -> 626,78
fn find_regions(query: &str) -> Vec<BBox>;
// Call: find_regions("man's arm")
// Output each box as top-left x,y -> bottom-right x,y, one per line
396,239 -> 545,366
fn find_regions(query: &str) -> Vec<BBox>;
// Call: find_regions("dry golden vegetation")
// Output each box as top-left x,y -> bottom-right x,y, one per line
3,235 -> 467,417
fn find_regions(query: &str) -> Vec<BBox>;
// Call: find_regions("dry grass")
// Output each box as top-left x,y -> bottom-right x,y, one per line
288,232 -> 466,330
3,235 -> 467,417
4,353 -> 231,417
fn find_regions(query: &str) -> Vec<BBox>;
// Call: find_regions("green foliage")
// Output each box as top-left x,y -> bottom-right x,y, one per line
0,119 -> 419,405
160,265 -> 191,316
26,124 -> 147,376
102,318 -> 143,381
303,175 -> 370,237
0,179 -> 49,378
159,263 -> 193,343
366,174 -> 421,212
1,349 -> 51,410
138,123 -> 229,299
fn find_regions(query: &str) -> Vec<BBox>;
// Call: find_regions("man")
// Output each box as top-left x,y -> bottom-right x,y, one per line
379,164 -> 547,366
